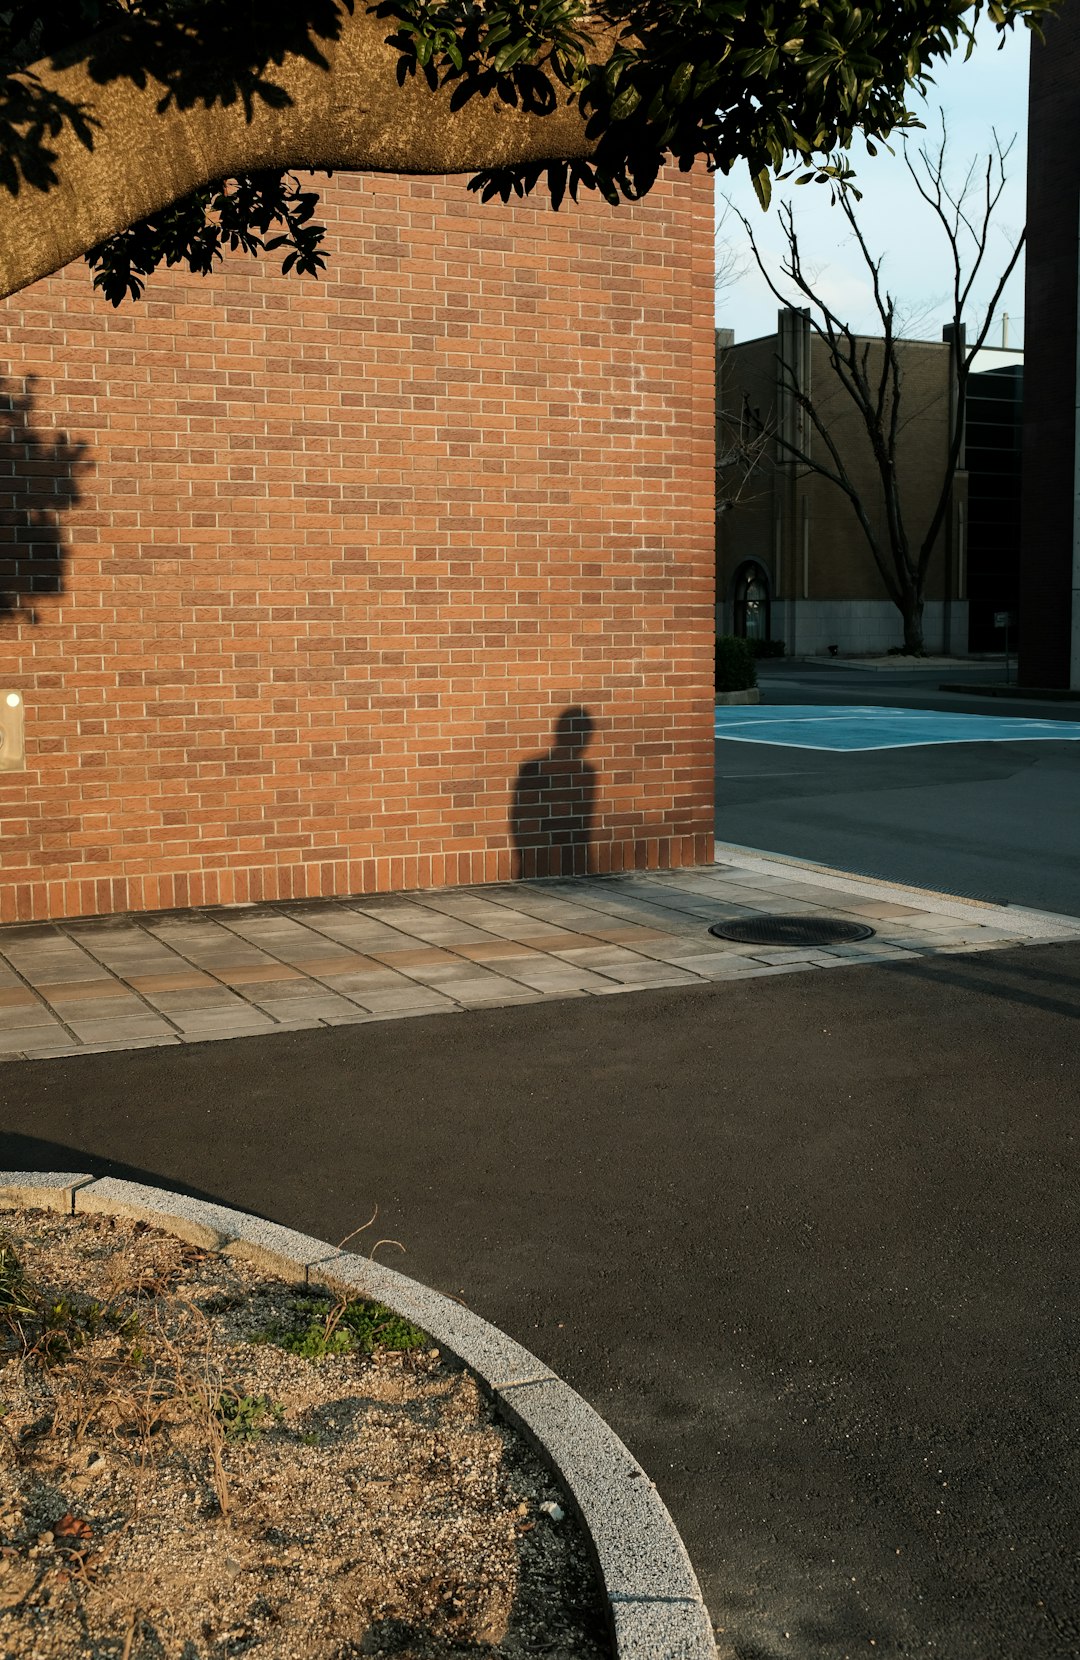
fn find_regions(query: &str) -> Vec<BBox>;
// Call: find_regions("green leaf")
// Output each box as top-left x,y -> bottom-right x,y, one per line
493,37 -> 534,70
668,60 -> 695,103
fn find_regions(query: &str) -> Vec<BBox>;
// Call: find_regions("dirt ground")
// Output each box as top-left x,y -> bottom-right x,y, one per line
0,1208 -> 611,1659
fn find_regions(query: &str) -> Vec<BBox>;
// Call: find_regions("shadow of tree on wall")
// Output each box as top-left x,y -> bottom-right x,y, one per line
0,378 -> 88,622
511,706 -> 597,879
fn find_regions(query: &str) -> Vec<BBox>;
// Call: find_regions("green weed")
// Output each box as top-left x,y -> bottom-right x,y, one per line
0,1234 -> 37,1326
253,1295 -> 427,1361
32,1296 -> 140,1365
215,1391 -> 284,1443
0,1232 -> 140,1365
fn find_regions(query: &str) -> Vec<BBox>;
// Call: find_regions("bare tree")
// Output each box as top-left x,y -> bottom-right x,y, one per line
715,200 -> 748,307
734,122 -> 1023,654
714,205 -> 777,515
715,360 -> 777,515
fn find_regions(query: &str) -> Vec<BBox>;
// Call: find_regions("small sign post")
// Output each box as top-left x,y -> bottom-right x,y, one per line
994,611 -> 1013,684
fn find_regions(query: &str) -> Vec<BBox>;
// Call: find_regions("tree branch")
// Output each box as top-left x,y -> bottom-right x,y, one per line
768,357 -> 904,605
0,5 -> 608,301
732,115 -> 1020,641
906,119 -> 1024,577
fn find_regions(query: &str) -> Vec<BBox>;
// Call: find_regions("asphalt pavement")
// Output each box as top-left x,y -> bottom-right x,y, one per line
4,939 -> 1080,1659
716,662 -> 1080,913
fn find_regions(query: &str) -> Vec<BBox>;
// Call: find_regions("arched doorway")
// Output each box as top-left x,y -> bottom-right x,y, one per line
732,561 -> 771,641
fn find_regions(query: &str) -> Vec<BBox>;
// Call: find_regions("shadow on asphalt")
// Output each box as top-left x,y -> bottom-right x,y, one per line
0,1134 -> 253,1211
3,943 -> 1080,1655
877,941 -> 1080,1021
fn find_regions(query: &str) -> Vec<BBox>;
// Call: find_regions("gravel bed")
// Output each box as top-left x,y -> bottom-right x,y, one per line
0,1209 -> 611,1659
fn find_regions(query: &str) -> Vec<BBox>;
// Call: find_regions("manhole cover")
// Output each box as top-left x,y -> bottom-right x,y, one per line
709,915 -> 876,947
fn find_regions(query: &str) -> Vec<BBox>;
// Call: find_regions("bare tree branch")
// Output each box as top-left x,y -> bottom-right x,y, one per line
726,121 -> 1020,653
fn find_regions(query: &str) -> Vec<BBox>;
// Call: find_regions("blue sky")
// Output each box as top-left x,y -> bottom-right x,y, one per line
715,22 -> 1030,343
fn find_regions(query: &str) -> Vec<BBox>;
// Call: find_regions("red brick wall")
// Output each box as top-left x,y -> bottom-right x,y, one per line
0,169 -> 715,923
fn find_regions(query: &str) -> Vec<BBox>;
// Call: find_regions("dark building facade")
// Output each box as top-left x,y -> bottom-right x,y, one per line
1021,2 -> 1080,685
716,308 -> 1022,657
967,359 -> 1024,652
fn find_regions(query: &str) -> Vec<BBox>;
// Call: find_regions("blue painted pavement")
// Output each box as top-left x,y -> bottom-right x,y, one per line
713,705 -> 1080,751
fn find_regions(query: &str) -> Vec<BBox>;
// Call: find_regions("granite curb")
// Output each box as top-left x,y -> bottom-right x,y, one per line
0,1172 -> 716,1660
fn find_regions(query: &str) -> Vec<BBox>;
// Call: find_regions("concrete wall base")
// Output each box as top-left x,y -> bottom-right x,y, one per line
718,599 -> 970,658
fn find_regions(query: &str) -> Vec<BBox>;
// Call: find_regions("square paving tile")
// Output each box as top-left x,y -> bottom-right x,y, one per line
437,977 -> 543,1004
561,898 -> 707,934
35,979 -> 132,1003
0,985 -> 49,1011
63,1013 -> 178,1042
576,923 -> 680,945
220,920 -> 341,952
319,968 -> 419,993
349,988 -> 458,1015
44,997 -> 150,1025
142,926 -> 219,949
300,915 -> 424,950
214,964 -> 306,987
742,946 -> 831,964
79,956 -> 183,979
339,902 -> 494,946
140,986 -> 251,1014
128,971 -> 219,994
67,929 -> 173,955
289,954 -> 382,978
417,897 -> 558,939
456,990 -> 547,1009
169,1008 -> 277,1035
513,930 -> 605,952
642,958 -> 736,979
368,946 -> 466,970
0,1023 -> 72,1055
165,945 -> 280,966
584,961 -> 702,986
0,1002 -> 63,1029
246,978 -> 362,1005
5,960 -> 109,987
251,994 -> 368,1022
497,964 -> 619,992
545,943 -> 652,968
452,941 -> 547,963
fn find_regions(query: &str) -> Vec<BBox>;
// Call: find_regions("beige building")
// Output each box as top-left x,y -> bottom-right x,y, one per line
715,308 -> 1019,656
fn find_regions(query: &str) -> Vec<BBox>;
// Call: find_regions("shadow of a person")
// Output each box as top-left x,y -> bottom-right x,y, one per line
510,706 -> 597,880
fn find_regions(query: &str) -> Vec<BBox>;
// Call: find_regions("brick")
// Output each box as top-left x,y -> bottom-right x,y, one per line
0,172 -> 715,920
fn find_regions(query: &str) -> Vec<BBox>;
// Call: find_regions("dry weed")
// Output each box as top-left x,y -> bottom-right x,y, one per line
0,1210 -> 610,1659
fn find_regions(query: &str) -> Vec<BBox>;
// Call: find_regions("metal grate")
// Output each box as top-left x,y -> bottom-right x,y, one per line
709,915 -> 876,947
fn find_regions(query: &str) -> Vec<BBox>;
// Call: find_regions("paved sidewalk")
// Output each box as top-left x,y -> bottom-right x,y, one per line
2,847 -> 1077,1063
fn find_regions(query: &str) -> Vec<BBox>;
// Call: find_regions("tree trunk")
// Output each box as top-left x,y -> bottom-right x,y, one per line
0,10 -> 609,302
900,588 -> 926,655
